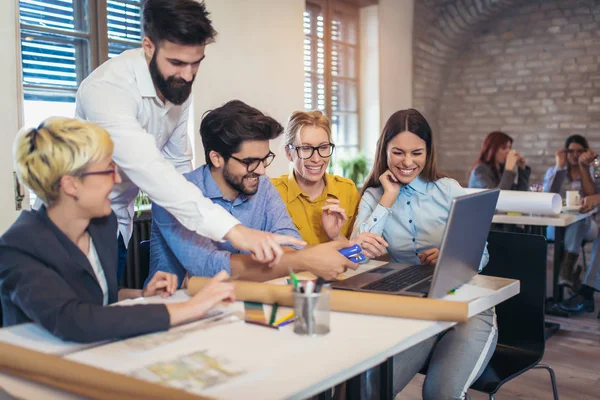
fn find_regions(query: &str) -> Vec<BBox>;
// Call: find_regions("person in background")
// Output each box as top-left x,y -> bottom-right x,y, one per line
469,131 -> 530,190
75,0 -> 302,282
354,109 -> 495,400
149,101 -> 357,286
557,168 -> 600,317
0,118 -> 234,343
271,110 -> 387,259
544,135 -> 599,291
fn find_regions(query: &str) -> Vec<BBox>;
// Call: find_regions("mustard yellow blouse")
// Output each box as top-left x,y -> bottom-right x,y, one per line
271,172 -> 359,245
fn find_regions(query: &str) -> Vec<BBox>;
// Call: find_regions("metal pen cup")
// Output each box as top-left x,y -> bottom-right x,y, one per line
293,287 -> 330,336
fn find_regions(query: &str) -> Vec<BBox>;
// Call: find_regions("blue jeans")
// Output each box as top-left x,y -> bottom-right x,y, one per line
362,308 -> 497,400
547,216 -> 597,254
117,233 -> 128,284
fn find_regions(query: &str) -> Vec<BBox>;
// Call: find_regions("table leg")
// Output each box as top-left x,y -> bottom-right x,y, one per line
345,374 -> 361,400
553,227 -> 565,303
379,358 -> 394,400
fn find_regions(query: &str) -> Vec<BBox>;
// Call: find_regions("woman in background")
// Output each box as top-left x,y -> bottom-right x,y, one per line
469,131 -> 530,190
271,110 -> 387,258
544,134 -> 599,291
0,118 -> 234,343
354,109 -> 496,400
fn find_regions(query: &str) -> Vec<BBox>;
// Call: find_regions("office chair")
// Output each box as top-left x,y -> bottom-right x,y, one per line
470,231 -> 559,400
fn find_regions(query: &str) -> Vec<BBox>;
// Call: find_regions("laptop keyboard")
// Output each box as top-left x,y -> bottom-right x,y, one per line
362,264 -> 436,292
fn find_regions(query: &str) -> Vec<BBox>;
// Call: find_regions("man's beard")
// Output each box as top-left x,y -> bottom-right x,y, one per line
223,162 -> 260,196
149,52 -> 194,105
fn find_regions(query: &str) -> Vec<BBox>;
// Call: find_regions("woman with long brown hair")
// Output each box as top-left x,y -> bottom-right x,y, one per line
468,131 -> 530,190
354,109 -> 496,400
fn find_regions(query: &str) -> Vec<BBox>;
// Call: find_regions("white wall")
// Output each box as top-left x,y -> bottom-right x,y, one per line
378,0 -> 414,124
193,0 -> 305,177
0,0 -> 22,231
359,5 -> 380,157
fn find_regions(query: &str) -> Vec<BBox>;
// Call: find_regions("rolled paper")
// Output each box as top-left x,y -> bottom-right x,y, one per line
188,278 -> 469,323
0,342 -> 209,400
464,188 -> 562,216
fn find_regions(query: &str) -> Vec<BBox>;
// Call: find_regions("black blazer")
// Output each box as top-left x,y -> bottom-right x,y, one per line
0,206 -> 169,343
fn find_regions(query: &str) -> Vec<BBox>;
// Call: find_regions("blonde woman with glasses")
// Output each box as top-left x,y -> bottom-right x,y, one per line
271,110 -> 387,258
0,117 -> 234,343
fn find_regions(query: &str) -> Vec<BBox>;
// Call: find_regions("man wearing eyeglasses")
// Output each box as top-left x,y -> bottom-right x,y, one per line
75,0 -> 302,281
146,100 -> 358,286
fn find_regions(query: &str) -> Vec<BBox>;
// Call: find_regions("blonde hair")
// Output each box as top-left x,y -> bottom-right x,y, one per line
14,117 -> 114,207
283,110 -> 332,147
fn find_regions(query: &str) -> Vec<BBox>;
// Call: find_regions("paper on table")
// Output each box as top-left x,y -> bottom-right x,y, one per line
464,188 -> 562,216
0,323 -> 106,356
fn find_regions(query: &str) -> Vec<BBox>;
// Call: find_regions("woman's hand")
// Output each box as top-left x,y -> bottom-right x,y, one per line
350,232 -> 388,259
321,199 -> 348,240
167,271 -> 236,327
418,248 -> 440,265
378,170 -> 401,208
579,194 -> 600,213
186,271 -> 236,315
505,150 -> 520,171
142,271 -> 178,298
555,148 -> 566,169
578,149 -> 597,168
517,153 -> 527,169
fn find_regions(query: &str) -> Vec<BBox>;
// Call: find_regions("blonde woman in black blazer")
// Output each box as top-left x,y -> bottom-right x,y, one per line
0,118 -> 235,343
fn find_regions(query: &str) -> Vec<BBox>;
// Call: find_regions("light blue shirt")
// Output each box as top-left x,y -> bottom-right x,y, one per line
148,165 -> 302,287
353,176 -> 489,270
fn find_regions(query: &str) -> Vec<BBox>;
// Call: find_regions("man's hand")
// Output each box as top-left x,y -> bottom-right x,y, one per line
225,225 -> 306,266
321,199 -> 348,241
298,240 -> 359,280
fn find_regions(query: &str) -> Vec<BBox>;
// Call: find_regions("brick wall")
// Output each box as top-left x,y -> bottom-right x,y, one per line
413,0 -> 600,186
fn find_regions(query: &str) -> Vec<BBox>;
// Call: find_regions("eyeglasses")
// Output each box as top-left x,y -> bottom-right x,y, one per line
287,143 -> 335,160
77,163 -> 118,180
567,149 -> 586,155
229,151 -> 276,173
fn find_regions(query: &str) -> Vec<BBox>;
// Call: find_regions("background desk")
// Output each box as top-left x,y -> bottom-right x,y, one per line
492,210 -> 594,304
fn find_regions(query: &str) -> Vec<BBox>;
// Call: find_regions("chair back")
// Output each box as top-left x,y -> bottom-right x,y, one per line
138,240 -> 150,287
482,231 -> 547,357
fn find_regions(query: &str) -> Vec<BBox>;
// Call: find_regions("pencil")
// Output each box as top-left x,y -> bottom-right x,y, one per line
273,311 -> 294,326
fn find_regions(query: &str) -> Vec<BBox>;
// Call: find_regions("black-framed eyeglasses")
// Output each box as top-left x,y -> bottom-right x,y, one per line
77,163 -> 118,180
287,143 -> 335,160
229,151 -> 276,172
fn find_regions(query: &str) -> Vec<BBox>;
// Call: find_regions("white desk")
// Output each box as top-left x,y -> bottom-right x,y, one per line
0,261 -> 518,400
492,209 -> 595,306
492,209 -> 594,227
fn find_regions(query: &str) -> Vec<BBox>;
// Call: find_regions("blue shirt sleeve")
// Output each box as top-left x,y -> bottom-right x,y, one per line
543,166 -> 559,193
147,202 -> 231,288
263,183 -> 303,247
352,186 -> 392,238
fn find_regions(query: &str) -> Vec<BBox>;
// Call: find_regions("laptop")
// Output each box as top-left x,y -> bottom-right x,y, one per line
332,189 -> 500,299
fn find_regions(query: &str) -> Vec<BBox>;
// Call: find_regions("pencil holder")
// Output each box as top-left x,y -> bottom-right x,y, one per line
293,287 -> 330,336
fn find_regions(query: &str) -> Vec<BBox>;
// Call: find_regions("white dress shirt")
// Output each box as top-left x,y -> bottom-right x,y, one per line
75,49 -> 239,245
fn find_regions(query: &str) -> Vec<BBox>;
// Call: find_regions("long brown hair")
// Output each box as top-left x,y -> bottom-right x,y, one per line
361,109 -> 443,197
474,131 -> 513,180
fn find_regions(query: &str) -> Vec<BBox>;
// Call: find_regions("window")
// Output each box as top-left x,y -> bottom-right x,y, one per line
304,0 -> 360,161
18,0 -> 142,205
